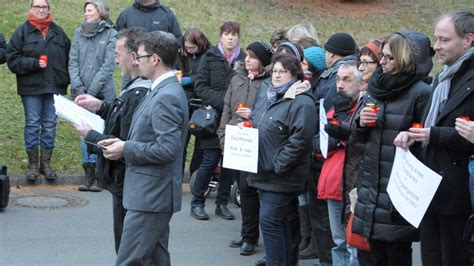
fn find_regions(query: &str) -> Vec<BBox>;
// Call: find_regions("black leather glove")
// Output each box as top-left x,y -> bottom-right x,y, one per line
324,122 -> 351,141
332,91 -> 353,119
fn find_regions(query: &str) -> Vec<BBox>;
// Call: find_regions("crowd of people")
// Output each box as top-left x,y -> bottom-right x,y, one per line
1,0 -> 474,265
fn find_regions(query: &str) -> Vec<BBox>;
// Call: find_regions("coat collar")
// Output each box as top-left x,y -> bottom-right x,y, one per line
283,80 -> 311,99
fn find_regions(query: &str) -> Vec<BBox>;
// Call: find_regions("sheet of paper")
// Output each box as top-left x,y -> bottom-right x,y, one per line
222,125 -> 259,173
319,98 -> 328,159
53,94 -> 105,134
387,147 -> 442,228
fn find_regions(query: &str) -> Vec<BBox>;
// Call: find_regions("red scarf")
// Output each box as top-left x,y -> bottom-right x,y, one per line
28,11 -> 53,38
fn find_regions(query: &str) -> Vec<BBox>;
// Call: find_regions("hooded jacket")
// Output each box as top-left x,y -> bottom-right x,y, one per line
217,62 -> 269,150
85,77 -> 151,197
69,20 -> 117,102
116,0 -> 181,39
352,31 -> 434,242
247,80 -> 317,193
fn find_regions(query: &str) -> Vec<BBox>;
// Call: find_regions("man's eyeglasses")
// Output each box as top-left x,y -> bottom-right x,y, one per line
380,53 -> 394,62
136,54 -> 153,62
272,69 -> 289,75
358,61 -> 376,68
32,5 -> 49,11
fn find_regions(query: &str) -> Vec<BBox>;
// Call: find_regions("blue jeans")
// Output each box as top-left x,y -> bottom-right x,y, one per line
21,94 -> 57,150
191,148 -> 233,207
259,190 -> 299,266
327,199 -> 358,266
80,136 -> 97,164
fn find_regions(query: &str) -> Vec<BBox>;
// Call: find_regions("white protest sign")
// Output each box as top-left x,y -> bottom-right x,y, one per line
319,98 -> 328,159
222,125 -> 259,173
387,147 -> 442,228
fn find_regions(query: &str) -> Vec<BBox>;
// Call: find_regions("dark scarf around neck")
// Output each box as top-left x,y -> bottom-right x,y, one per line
368,67 -> 418,101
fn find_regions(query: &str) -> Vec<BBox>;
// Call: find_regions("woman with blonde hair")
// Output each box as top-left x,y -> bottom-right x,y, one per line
69,0 -> 117,192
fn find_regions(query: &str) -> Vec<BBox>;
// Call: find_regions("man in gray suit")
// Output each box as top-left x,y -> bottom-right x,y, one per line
99,31 -> 189,266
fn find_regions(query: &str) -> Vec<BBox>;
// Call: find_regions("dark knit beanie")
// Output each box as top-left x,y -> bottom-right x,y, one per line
247,41 -> 273,67
278,42 -> 304,62
304,46 -> 326,71
324,32 -> 356,56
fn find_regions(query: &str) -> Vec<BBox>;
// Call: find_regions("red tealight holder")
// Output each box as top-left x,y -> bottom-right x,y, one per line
411,122 -> 423,128
40,55 -> 48,66
366,103 -> 379,127
459,116 -> 471,121
236,103 -> 247,109
329,119 -> 341,126
243,120 -> 252,128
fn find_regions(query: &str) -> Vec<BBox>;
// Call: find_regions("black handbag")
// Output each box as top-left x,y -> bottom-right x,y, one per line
188,107 -> 219,137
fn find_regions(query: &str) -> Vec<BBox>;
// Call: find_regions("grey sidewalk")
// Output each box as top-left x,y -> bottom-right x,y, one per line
0,184 -> 421,265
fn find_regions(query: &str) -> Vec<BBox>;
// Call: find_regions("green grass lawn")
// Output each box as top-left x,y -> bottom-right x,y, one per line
0,0 -> 472,175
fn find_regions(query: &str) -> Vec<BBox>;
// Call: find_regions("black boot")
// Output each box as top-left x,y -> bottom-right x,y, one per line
39,148 -> 57,181
298,205 -> 311,252
26,149 -> 40,182
79,163 -> 95,191
299,234 -> 318,259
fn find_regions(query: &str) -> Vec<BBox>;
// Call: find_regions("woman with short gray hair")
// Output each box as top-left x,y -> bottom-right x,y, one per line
69,0 -> 117,192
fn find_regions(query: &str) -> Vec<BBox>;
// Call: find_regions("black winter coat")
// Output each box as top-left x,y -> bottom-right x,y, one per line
6,21 -> 70,96
178,48 -> 208,100
248,81 -> 317,193
85,78 -> 149,197
0,33 -> 6,64
194,45 -> 245,149
420,54 -> 474,216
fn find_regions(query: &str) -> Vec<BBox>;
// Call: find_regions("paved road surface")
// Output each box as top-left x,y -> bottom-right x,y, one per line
0,185 -> 421,265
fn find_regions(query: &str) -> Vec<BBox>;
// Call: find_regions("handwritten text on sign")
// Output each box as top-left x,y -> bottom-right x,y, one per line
223,125 -> 259,173
387,147 -> 442,228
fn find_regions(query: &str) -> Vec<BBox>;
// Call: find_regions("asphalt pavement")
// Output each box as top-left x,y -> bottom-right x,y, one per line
0,184 -> 421,265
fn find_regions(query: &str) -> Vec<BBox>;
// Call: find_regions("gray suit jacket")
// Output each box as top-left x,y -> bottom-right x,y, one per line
123,76 -> 189,213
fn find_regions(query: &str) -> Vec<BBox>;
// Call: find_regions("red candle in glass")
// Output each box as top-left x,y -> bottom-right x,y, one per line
459,116 -> 471,121
411,122 -> 424,128
329,119 -> 341,126
243,120 -> 252,128
236,103 -> 247,109
40,55 -> 48,66
366,103 -> 379,127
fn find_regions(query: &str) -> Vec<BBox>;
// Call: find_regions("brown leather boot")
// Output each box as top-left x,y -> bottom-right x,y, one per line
39,148 -> 57,181
26,149 -> 40,182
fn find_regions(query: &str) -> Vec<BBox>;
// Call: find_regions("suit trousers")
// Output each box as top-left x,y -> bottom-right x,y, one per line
112,195 -> 126,254
420,212 -> 471,266
116,210 -> 173,266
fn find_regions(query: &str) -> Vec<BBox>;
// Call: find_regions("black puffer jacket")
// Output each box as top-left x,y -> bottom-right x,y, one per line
248,81 -> 317,193
420,53 -> 474,216
352,31 -> 433,242
6,21 -> 70,95
194,45 -> 245,149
